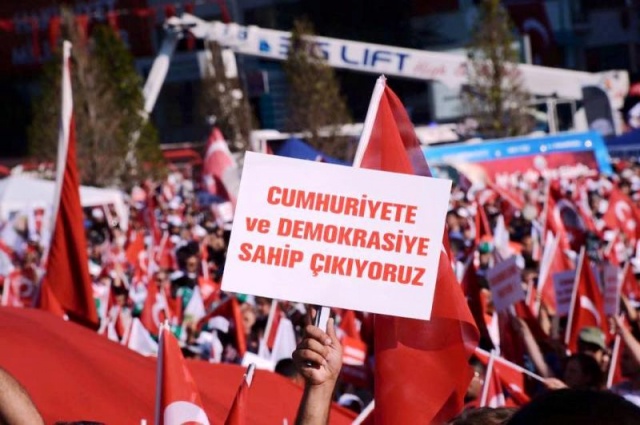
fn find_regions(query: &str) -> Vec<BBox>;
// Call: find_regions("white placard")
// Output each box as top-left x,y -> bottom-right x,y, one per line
486,256 -> 525,312
222,152 -> 452,320
603,264 -> 621,316
553,270 -> 576,317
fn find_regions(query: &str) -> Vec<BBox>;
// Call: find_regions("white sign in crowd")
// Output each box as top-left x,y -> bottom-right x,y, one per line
553,270 -> 577,317
486,256 -> 525,312
223,153 -> 452,320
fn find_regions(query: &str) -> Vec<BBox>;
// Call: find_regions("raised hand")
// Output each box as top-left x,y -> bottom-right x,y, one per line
293,318 -> 343,387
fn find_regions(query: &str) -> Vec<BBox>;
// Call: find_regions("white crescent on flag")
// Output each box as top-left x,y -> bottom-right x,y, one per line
164,401 -> 210,425
580,295 -> 602,326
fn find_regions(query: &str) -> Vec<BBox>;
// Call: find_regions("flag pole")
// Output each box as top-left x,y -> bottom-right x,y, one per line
535,232 -> 558,316
154,322 -> 167,425
475,347 -> 546,383
607,334 -> 621,388
565,247 -> 586,348
479,351 -> 496,407
352,400 -> 375,425
312,76 -> 388,334
245,363 -> 256,387
352,76 -> 387,168
263,299 -> 279,346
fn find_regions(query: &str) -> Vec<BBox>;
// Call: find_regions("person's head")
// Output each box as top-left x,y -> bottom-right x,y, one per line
254,297 -> 272,320
240,302 -> 256,335
446,211 -> 461,231
506,389 -> 640,425
520,234 -> 534,255
275,358 -> 304,386
185,254 -> 199,274
478,242 -> 493,267
176,243 -> 200,275
154,271 -> 170,292
112,284 -> 128,307
449,407 -> 518,425
563,353 -> 603,390
577,326 -> 607,368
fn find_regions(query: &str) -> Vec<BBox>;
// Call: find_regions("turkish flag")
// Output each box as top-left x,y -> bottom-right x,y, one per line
203,127 -> 240,204
140,281 -> 169,336
475,348 -> 531,406
156,325 -> 210,425
125,230 -> 145,266
198,296 -> 247,357
356,77 -> 479,424
565,249 -> 607,353
621,262 -> 640,303
224,364 -> 255,425
603,188 -> 640,243
39,41 -> 98,328
479,355 -> 506,408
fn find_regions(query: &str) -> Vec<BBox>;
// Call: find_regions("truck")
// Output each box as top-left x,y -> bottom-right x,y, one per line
142,13 -> 630,141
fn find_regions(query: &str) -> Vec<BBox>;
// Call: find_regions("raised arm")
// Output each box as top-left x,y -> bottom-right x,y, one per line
513,316 -> 554,378
293,318 -> 343,425
0,367 -> 44,425
613,314 -> 640,366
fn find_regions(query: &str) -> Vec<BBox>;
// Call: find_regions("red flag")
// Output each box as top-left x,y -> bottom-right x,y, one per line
474,201 -> 493,246
48,16 -> 61,51
341,335 -> 367,367
475,348 -> 532,406
544,193 -> 573,254
565,248 -> 606,353
461,262 -> 493,348
39,279 -> 67,320
497,311 -> 526,367
355,76 -> 478,424
339,309 -> 360,339
39,41 -> 98,328
537,233 -> 573,314
125,230 -> 145,265
198,297 -> 247,357
602,188 -> 640,243
140,281 -> 169,336
203,127 -> 240,204
155,325 -> 209,425
621,262 -> 640,302
514,301 -> 549,344
479,354 -> 506,408
224,364 -> 255,425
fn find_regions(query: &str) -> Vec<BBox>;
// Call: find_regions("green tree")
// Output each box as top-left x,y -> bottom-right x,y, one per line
464,0 -> 533,138
28,9 -> 162,187
283,19 -> 353,160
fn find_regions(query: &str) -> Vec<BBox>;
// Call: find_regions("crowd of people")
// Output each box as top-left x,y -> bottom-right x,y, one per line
2,155 -> 640,423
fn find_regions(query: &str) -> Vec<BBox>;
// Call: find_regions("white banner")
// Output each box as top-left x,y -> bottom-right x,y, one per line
222,153 -> 452,320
